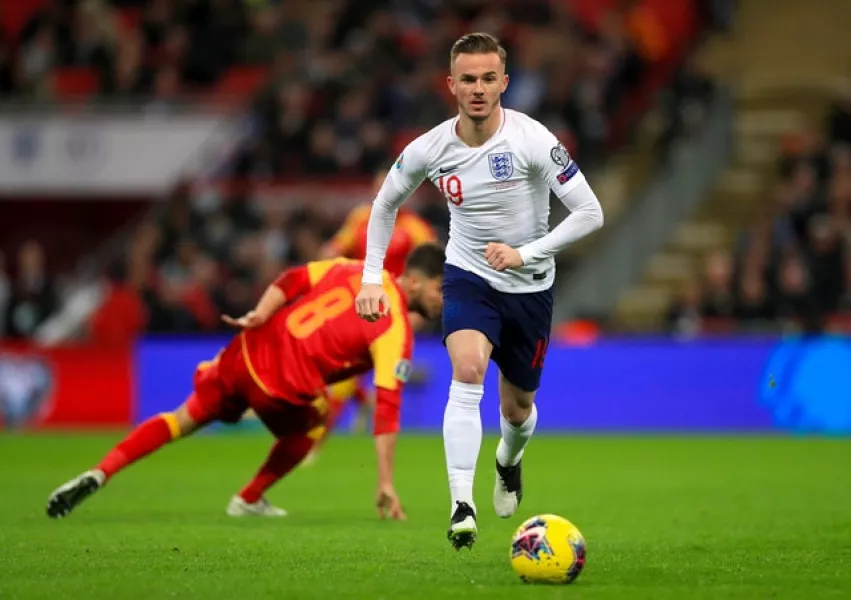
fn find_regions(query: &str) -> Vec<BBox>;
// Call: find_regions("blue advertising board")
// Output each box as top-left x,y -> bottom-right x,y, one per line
135,335 -> 851,434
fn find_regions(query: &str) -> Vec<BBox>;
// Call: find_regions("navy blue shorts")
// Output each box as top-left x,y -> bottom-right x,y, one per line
441,264 -> 553,392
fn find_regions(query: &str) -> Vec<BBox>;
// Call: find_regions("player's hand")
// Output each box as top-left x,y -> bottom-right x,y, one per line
376,484 -> 407,521
485,242 -> 524,271
220,310 -> 267,329
356,283 -> 390,322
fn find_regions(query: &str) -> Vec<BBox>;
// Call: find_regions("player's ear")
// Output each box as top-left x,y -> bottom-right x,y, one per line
446,74 -> 455,95
502,74 -> 509,93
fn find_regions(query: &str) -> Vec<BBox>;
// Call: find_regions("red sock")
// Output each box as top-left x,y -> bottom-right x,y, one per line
239,436 -> 314,504
97,414 -> 179,480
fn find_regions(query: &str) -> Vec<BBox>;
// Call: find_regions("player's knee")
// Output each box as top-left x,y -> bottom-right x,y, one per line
452,358 -> 487,385
174,404 -> 203,437
501,401 -> 533,426
500,387 -> 535,425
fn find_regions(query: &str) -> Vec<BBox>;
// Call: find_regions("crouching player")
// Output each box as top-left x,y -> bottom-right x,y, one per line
46,243 -> 446,520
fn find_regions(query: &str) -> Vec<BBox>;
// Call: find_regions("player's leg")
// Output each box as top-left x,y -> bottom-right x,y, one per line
348,382 -> 374,434
493,374 -> 537,517
444,329 -> 491,517
301,400 -> 340,467
444,329 -> 491,549
228,396 -> 322,516
441,265 -> 501,550
228,433 -> 315,516
46,343 -> 242,519
324,378 -> 361,432
491,288 -> 552,518
46,399 -> 208,518
307,377 -> 361,459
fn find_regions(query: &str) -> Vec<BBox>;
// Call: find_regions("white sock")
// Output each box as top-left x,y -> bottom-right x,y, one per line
443,380 -> 484,515
496,404 -> 537,467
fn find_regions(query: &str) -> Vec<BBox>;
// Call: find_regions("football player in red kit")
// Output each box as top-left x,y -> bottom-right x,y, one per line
46,243 -> 446,520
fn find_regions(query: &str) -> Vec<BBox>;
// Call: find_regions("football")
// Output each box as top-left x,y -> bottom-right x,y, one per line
509,514 -> 587,584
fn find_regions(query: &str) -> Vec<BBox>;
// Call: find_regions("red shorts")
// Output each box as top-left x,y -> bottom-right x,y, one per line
187,335 -> 323,439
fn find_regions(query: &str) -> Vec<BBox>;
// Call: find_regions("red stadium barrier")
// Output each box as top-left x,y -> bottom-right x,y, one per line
0,343 -> 133,430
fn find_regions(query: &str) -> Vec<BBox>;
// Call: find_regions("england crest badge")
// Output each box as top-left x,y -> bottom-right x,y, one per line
488,152 -> 514,181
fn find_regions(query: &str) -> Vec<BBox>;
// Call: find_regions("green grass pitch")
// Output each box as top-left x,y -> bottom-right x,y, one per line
1,432 -> 850,599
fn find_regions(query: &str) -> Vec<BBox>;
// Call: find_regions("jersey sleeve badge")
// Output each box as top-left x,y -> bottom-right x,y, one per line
394,359 -> 412,383
550,143 -> 571,167
551,143 -> 579,184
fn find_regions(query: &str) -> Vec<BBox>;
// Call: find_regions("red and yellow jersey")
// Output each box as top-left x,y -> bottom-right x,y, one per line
240,258 -> 412,435
329,204 -> 436,277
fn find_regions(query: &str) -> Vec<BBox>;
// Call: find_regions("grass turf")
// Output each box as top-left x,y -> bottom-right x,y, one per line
1,432 -> 850,599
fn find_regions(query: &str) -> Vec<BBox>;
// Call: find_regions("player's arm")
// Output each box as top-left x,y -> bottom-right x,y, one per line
221,270 -> 299,328
373,386 -> 400,480
367,289 -> 412,519
372,385 -> 405,520
221,261 -> 340,328
361,142 -> 429,286
515,135 -> 604,266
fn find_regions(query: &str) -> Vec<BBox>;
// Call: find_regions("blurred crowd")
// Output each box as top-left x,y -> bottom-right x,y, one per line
230,0 -> 653,176
85,180 -> 423,340
667,86 -> 851,335
1,0 -> 247,106
0,243 -> 59,339
0,0 -> 717,341
2,0 -> 677,176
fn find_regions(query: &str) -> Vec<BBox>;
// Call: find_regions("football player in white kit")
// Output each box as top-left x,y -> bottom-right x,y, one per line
355,32 -> 604,550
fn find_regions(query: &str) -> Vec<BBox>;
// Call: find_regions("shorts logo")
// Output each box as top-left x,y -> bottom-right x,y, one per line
530,337 -> 549,369
488,152 -> 514,181
394,359 -> 412,383
556,162 -> 580,185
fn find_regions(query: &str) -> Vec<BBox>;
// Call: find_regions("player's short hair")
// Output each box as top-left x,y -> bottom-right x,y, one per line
450,32 -> 507,66
405,242 -> 446,279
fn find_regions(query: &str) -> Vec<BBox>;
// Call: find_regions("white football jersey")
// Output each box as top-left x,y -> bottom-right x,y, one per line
365,108 -> 602,294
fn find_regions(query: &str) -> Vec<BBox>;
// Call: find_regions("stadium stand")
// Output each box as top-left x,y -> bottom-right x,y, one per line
614,0 -> 851,334
0,0 -> 711,342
